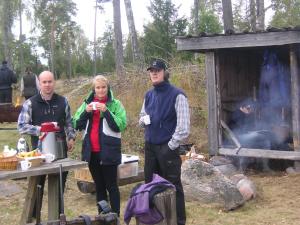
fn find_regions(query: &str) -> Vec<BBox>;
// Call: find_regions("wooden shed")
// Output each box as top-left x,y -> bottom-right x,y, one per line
177,29 -> 300,168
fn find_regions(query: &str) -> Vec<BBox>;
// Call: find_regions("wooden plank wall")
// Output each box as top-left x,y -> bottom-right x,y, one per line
218,49 -> 262,127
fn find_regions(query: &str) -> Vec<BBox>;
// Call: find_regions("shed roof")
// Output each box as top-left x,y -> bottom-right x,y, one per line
176,28 -> 300,52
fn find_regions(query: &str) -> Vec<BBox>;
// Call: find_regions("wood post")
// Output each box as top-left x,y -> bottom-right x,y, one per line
136,188 -> 177,225
48,174 -> 60,220
206,51 -> 219,156
290,45 -> 300,170
20,176 -> 40,225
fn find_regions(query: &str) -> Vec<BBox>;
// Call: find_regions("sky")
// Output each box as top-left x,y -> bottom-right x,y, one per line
73,0 -> 194,41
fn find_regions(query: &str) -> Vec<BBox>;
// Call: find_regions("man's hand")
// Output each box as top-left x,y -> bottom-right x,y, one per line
240,105 -> 253,114
67,139 -> 75,152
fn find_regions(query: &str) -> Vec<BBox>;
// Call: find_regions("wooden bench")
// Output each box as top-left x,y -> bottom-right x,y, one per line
76,169 -> 145,193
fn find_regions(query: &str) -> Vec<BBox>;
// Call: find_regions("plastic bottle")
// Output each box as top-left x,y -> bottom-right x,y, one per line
17,137 -> 28,153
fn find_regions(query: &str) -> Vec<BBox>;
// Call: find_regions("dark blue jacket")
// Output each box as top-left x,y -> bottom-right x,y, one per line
144,81 -> 184,144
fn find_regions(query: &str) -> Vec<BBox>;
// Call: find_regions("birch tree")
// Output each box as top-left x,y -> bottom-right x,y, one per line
221,0 -> 234,32
113,0 -> 124,76
193,0 -> 199,35
0,0 -> 17,67
250,0 -> 257,31
124,0 -> 142,66
256,0 -> 265,30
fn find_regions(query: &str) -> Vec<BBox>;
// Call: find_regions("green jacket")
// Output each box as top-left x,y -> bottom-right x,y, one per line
72,89 -> 127,164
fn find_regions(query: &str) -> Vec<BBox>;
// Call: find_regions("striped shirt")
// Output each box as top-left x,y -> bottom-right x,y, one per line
17,97 -> 76,140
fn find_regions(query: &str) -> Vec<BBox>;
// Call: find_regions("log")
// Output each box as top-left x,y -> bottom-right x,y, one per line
118,169 -> 144,186
136,188 -> 177,225
26,213 -> 118,225
77,169 -> 145,194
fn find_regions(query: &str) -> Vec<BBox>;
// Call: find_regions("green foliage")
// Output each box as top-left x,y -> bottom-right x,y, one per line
96,24 -> 115,73
199,10 -> 222,33
33,0 -> 79,77
232,0 -> 251,32
142,0 -> 188,62
0,0 -> 18,65
189,0 -> 222,35
270,0 -> 300,27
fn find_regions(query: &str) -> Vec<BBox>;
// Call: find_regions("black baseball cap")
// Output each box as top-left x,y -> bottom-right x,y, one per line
147,59 -> 167,71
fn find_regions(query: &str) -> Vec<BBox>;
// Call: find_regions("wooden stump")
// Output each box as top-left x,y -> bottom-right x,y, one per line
136,188 -> 177,225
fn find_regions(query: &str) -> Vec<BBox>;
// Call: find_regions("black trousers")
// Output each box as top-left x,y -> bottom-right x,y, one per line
144,142 -> 186,225
89,152 -> 120,216
32,172 -> 68,217
0,88 -> 12,103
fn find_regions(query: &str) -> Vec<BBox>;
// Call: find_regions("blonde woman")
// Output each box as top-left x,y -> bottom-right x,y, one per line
73,75 -> 127,216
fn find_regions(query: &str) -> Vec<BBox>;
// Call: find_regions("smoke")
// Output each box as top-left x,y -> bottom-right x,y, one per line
258,50 -> 291,128
227,50 -> 292,171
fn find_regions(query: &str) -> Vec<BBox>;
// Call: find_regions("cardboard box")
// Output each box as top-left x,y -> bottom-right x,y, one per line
118,154 -> 139,179
74,154 -> 139,181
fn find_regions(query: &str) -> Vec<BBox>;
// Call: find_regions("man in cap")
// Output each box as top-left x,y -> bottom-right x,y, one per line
0,60 -> 17,103
139,59 -> 190,225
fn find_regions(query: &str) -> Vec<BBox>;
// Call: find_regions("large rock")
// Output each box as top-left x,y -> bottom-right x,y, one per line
181,159 -> 245,211
210,156 -> 238,176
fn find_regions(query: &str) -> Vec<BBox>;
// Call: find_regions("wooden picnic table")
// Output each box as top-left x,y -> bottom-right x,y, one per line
0,158 -> 87,225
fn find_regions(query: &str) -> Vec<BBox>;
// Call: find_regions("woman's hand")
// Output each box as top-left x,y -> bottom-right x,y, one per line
98,103 -> 107,112
86,103 -> 93,112
86,102 -> 106,112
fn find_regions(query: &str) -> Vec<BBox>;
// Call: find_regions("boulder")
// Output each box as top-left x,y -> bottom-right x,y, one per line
210,156 -> 238,176
181,159 -> 245,211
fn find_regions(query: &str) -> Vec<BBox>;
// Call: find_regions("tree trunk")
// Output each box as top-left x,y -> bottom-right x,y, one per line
50,20 -> 55,76
250,0 -> 257,32
19,0 -> 25,75
2,0 -> 14,67
93,0 -> 98,76
221,0 -> 234,33
123,0 -> 142,67
113,0 -> 124,76
193,0 -> 199,35
256,0 -> 265,30
66,28 -> 72,79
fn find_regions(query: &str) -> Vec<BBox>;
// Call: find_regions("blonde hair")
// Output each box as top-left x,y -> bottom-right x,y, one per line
92,75 -> 109,88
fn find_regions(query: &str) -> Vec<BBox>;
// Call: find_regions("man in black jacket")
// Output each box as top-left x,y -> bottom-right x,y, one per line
0,60 -> 17,103
18,70 -> 76,218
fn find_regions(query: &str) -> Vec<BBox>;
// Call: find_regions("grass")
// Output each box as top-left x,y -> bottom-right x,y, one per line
1,66 -> 300,224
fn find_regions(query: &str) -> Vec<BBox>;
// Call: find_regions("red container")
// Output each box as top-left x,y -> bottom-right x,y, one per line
40,122 -> 60,132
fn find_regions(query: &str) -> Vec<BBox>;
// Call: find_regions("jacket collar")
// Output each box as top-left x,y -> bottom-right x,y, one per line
85,88 -> 113,104
36,92 -> 58,102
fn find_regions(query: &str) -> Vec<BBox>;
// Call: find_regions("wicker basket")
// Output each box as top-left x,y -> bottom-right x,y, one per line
0,154 -> 19,170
